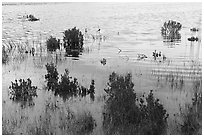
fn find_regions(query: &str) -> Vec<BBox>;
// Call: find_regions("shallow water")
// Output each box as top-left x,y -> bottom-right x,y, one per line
2,2 -> 202,134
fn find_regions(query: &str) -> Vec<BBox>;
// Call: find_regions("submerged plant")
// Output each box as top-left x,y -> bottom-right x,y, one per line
9,78 -> 37,108
63,27 -> 84,57
46,36 -> 60,52
103,72 -> 168,135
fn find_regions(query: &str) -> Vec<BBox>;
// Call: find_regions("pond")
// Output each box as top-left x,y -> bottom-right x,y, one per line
2,2 -> 202,135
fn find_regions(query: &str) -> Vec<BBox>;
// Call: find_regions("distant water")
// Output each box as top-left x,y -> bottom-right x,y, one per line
2,3 -> 202,60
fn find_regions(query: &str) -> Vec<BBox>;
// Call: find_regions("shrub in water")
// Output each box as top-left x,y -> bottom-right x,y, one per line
103,72 -> 168,135
55,69 -> 95,101
55,69 -> 80,99
45,63 -> 95,100
63,27 -> 84,57
88,80 -> 95,101
45,63 -> 59,91
9,78 -> 37,107
46,36 -> 60,52
138,90 -> 168,134
161,20 -> 182,42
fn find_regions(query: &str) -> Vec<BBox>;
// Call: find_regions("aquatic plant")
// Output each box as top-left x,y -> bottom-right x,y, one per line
3,97 -> 96,135
55,69 -> 80,99
55,69 -> 95,101
2,45 -> 9,64
88,80 -> 95,101
45,63 -> 59,91
180,80 -> 202,135
9,78 -> 37,108
165,73 -> 184,90
161,20 -> 182,42
46,36 -> 60,52
45,63 -> 95,100
103,72 -> 168,135
63,27 -> 84,57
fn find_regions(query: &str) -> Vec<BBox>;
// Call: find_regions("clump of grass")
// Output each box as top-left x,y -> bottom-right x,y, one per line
103,72 -> 168,135
180,80 -> 202,135
45,63 -> 95,101
46,36 -> 60,52
9,78 -> 37,108
161,20 -> 182,42
71,112 -> 96,135
25,100 -> 95,135
165,73 -> 184,90
63,27 -> 84,57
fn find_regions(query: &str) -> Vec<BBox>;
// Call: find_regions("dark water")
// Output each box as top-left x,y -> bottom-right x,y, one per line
2,2 -> 202,134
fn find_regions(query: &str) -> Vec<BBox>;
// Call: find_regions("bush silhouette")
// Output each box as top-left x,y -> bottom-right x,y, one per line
63,27 -> 84,57
46,36 -> 60,52
9,78 -> 37,108
45,63 -> 95,101
103,72 -> 168,135
45,63 -> 59,91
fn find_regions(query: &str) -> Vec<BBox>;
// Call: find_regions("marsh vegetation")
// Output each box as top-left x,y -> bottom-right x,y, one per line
2,2 -> 202,135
